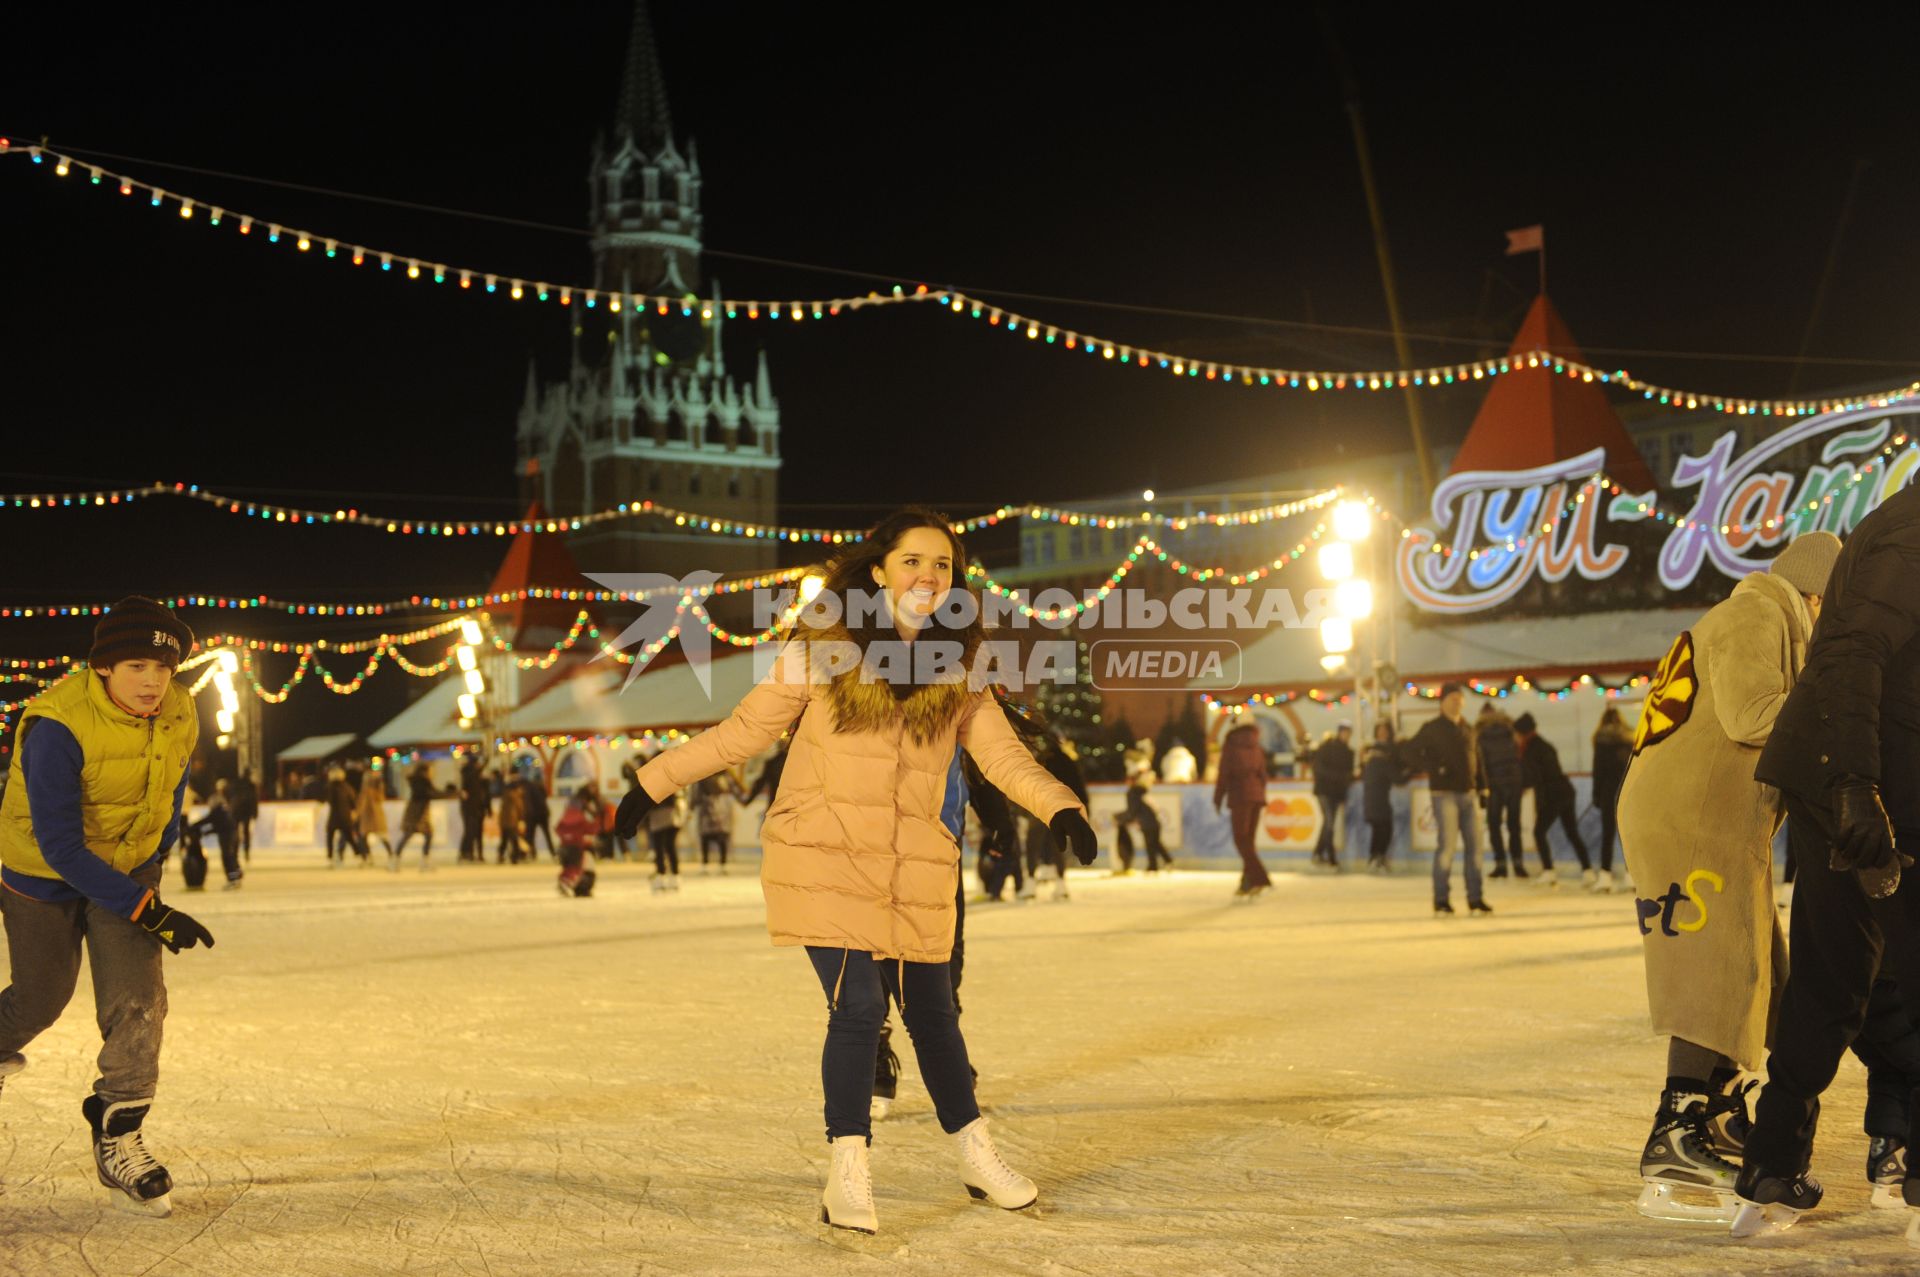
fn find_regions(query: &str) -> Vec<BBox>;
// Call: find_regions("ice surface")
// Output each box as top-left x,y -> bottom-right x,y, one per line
0,854 -> 1908,1274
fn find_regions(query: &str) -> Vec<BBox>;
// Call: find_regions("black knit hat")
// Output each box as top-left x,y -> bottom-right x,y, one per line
90,596 -> 194,670
1514,713 -> 1538,734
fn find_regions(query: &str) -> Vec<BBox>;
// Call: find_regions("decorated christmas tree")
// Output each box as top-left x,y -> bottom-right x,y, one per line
1034,638 -> 1126,780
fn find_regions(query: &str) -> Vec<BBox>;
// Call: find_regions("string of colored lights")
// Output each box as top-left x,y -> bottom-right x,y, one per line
0,472 -> 1345,542
3,143 -> 924,320
1202,668 -> 1655,711
0,569 -> 812,620
15,140 -> 1914,419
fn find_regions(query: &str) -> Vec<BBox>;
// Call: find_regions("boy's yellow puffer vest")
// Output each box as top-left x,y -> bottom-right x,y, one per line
0,670 -> 198,879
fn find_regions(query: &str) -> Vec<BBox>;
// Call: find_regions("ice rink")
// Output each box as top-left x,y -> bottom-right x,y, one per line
1,852 -> 1913,1275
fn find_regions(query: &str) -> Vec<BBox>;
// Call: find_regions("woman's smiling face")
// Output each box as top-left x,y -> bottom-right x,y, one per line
870,526 -> 955,632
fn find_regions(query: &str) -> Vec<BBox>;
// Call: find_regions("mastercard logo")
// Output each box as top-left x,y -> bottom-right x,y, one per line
1262,796 -> 1318,843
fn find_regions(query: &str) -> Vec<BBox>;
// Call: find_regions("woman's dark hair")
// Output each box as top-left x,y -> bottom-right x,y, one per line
1596,706 -> 1624,730
1373,720 -> 1396,742
813,505 -> 984,675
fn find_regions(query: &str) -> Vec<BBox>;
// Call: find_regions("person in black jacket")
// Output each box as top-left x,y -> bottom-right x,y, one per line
1474,705 -> 1528,878
1733,489 -> 1920,1236
1589,708 -> 1634,893
1310,726 -> 1357,870
1403,684 -> 1490,915
457,756 -> 490,863
1515,714 -> 1593,887
229,771 -> 258,864
1361,721 -> 1404,872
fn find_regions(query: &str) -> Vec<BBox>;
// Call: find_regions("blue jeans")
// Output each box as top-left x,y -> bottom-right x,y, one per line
806,947 -> 980,1142
1430,790 -> 1484,909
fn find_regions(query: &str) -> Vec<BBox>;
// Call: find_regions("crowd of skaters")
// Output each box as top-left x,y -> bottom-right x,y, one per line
1293,692 -> 1645,915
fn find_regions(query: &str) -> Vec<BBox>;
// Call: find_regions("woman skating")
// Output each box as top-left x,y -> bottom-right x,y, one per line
615,507 -> 1095,1234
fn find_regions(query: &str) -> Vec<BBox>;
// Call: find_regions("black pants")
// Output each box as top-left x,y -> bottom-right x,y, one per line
1136,809 -> 1170,871
189,814 -> 242,883
807,947 -> 978,1142
651,827 -> 680,875
1596,789 -> 1621,873
525,817 -> 554,857
1313,789 -> 1346,864
1854,977 -> 1920,1140
236,818 -> 252,859
980,847 -> 1022,899
1368,812 -> 1392,865
700,832 -> 729,866
1486,786 -> 1523,870
1024,820 -> 1065,878
459,806 -> 486,861
1113,823 -> 1135,872
1533,793 -> 1591,871
1747,796 -> 1920,1177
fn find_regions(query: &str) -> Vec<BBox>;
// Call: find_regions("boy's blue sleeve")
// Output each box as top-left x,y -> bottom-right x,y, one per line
21,720 -> 156,920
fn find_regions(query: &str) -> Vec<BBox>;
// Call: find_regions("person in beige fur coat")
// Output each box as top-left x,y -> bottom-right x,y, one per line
1617,530 -> 1841,1221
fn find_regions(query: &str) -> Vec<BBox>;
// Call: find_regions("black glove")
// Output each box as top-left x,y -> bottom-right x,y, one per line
1049,809 -> 1098,866
615,786 -> 660,841
138,899 -> 215,954
1832,776 -> 1898,873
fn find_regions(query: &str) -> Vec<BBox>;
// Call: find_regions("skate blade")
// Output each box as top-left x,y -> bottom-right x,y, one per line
820,1204 -> 876,1235
1636,1181 -> 1736,1224
105,1186 -> 172,1218
1872,1182 -> 1905,1210
964,1182 -> 1038,1210
1729,1199 -> 1808,1237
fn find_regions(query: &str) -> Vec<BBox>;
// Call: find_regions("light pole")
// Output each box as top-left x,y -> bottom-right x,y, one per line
454,617 -> 492,757
1320,501 -> 1377,739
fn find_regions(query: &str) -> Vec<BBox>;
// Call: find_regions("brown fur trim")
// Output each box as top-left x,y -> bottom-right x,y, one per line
800,617 -> 979,744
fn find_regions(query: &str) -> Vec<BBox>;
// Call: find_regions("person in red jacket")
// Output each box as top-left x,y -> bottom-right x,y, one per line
1214,723 -> 1272,898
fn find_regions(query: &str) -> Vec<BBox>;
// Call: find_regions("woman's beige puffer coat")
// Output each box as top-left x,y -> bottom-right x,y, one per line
636,622 -> 1084,962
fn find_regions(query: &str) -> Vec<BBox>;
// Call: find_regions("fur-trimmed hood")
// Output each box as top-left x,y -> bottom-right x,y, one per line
795,615 -> 983,746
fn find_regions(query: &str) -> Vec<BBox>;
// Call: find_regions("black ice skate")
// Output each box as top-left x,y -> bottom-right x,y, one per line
871,1026 -> 901,1121
0,1051 -> 24,1100
1700,1076 -> 1754,1160
1729,1161 -> 1822,1238
83,1094 -> 173,1217
1637,1092 -> 1739,1224
1868,1136 -> 1906,1210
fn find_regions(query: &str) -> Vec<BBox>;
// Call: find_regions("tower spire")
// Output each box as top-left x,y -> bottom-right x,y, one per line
616,0 -> 673,154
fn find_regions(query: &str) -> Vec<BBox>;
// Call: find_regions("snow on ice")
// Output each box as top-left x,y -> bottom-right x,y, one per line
0,850 -> 1908,1275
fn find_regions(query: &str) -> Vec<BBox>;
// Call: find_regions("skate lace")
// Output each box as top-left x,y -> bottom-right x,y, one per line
965,1127 -> 1023,1189
103,1130 -> 163,1185
838,1149 -> 874,1212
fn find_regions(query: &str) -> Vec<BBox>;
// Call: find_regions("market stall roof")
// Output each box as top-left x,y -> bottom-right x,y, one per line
367,680 -> 482,750
367,649 -> 765,748
510,650 -> 763,736
1214,605 -> 1699,693
275,733 -> 362,763
1444,294 -> 1658,493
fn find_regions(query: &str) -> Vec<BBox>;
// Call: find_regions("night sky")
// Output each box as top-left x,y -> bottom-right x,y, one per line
5,3 -> 1919,748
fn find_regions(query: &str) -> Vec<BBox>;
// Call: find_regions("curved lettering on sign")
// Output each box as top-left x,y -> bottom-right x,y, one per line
1398,449 -> 1628,613
1395,403 -> 1920,613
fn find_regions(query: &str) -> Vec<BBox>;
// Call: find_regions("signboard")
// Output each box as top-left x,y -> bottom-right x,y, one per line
1398,402 -> 1919,613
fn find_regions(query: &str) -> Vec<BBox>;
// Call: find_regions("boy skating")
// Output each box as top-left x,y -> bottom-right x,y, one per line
0,598 -> 216,1216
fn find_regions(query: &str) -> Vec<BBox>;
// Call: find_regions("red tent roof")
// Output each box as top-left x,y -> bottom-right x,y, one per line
486,503 -> 600,643
1446,295 -> 1658,492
